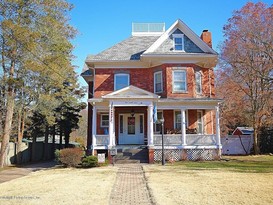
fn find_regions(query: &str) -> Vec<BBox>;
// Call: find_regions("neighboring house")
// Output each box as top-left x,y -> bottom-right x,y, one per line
232,127 -> 254,135
81,19 -> 222,163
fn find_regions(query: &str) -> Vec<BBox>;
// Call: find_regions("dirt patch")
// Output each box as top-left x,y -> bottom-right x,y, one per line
144,165 -> 273,205
0,166 -> 117,205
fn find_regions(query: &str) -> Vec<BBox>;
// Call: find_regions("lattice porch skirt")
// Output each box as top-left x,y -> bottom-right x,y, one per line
154,149 -> 220,161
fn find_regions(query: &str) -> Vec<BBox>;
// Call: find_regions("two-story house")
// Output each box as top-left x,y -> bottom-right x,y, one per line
82,19 -> 222,163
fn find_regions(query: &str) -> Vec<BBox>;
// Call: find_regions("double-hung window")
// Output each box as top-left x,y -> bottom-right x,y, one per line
174,110 -> 188,130
172,69 -> 187,92
195,72 -> 202,94
154,71 -> 163,93
114,73 -> 129,91
101,114 -> 109,127
173,34 -> 184,51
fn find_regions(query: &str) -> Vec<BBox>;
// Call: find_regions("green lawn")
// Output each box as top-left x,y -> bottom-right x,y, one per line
170,155 -> 273,173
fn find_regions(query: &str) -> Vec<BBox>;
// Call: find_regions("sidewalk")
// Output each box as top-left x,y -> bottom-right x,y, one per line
109,164 -> 154,205
0,161 -> 57,184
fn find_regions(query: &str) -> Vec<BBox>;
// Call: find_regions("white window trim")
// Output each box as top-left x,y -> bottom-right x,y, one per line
172,34 -> 185,52
197,110 -> 204,134
114,73 -> 130,91
173,110 -> 188,129
154,71 -> 163,93
195,71 -> 202,94
100,114 -> 109,127
172,69 -> 187,93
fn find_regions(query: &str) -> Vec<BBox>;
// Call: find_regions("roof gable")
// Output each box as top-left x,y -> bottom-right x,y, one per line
144,19 -> 217,55
154,28 -> 204,53
102,85 -> 160,99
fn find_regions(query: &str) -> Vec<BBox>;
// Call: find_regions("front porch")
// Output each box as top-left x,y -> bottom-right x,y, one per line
88,86 -> 222,162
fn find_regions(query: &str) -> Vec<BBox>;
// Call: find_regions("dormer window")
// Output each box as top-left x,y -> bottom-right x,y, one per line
173,34 -> 184,51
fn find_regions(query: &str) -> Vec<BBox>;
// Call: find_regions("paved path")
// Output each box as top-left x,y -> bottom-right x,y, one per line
0,161 -> 57,184
109,164 -> 154,205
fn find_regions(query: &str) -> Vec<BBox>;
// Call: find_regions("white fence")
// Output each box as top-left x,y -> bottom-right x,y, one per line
221,135 -> 253,155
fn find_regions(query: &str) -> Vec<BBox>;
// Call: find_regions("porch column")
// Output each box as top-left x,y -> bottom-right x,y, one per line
215,105 -> 221,146
181,109 -> 186,145
92,106 -> 97,155
147,104 -> 154,146
109,102 -> 115,146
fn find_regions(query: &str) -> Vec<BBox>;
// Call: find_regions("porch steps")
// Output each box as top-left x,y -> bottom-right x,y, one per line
114,148 -> 148,164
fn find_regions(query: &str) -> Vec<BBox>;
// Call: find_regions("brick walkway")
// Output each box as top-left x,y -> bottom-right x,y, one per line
109,164 -> 154,205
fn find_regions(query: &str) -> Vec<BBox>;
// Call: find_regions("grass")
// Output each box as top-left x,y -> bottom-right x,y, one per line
169,155 -> 273,173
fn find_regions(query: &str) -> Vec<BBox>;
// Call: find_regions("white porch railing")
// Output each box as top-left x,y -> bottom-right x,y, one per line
96,135 -> 109,145
95,134 -> 217,146
154,134 -> 217,146
186,134 -> 217,146
154,134 -> 182,145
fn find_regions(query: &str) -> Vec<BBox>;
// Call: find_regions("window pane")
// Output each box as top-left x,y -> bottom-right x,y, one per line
174,38 -> 182,44
120,115 -> 123,133
175,45 -> 183,50
175,111 -> 182,130
156,83 -> 162,92
140,115 -> 143,134
154,72 -> 162,93
173,71 -> 185,81
115,74 -> 129,90
173,71 -> 186,91
128,117 -> 135,134
174,82 -> 186,91
101,115 -> 109,127
196,72 -> 202,93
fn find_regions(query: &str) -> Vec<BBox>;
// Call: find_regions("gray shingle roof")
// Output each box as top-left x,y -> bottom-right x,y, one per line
86,36 -> 160,61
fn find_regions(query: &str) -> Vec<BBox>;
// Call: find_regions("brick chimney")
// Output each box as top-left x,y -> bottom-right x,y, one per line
200,30 -> 212,48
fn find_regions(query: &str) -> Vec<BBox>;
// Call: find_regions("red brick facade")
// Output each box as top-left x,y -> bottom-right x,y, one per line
94,64 -> 215,99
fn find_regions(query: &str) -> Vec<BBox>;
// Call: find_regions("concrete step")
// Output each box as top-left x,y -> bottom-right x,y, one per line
114,148 -> 148,163
114,159 -> 140,164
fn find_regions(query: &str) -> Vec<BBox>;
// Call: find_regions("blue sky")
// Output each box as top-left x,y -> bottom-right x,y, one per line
68,0 -> 272,88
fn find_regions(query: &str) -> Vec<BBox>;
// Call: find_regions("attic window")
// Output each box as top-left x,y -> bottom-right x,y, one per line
173,34 -> 184,51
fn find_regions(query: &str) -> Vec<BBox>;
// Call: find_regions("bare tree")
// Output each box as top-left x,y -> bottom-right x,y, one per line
218,2 -> 273,154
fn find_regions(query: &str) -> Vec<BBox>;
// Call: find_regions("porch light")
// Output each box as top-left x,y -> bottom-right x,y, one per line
131,109 -> 135,117
159,118 -> 165,165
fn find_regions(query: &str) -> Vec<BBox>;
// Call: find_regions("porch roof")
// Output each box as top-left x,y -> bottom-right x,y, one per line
102,85 -> 160,99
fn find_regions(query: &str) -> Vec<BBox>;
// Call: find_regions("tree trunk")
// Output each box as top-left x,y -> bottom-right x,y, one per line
16,108 -> 22,164
64,130 -> 69,148
31,134 -> 37,162
59,128 -> 63,150
253,128 -> 260,155
51,125 -> 56,158
0,89 -> 15,168
43,125 -> 49,160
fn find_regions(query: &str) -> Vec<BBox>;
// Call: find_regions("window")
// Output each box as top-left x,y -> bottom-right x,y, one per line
172,70 -> 187,92
127,117 -> 135,135
114,73 -> 129,91
101,114 -> 109,127
119,115 -> 123,133
154,71 -> 163,93
140,115 -> 143,134
174,110 -> 188,130
197,111 -> 204,134
154,111 -> 163,133
195,72 -> 202,94
173,34 -> 184,51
